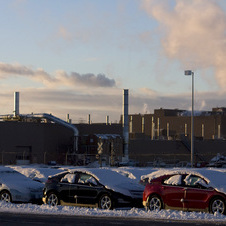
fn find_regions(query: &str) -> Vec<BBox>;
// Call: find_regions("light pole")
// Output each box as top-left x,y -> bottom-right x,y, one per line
185,70 -> 194,168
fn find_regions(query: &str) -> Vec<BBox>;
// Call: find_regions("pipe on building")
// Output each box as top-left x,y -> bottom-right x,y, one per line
106,115 -> 109,125
25,113 -> 79,152
122,89 -> 129,161
87,114 -> 91,124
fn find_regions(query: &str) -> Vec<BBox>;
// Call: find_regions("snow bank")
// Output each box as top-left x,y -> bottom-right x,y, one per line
0,202 -> 225,222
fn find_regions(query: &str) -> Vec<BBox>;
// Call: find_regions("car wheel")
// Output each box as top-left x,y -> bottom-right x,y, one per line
47,192 -> 59,206
99,194 -> 112,210
210,197 -> 225,215
0,190 -> 11,203
148,195 -> 162,211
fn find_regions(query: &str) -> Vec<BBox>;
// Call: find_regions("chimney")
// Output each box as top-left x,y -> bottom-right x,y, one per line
14,92 -> 19,117
122,89 -> 129,161
66,114 -> 71,123
106,115 -> 109,125
87,114 -> 91,124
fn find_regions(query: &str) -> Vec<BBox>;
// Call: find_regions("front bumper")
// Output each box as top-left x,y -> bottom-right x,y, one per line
42,195 -> 47,204
143,200 -> 148,207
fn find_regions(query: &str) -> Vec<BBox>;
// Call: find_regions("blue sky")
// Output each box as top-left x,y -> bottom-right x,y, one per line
0,0 -> 226,123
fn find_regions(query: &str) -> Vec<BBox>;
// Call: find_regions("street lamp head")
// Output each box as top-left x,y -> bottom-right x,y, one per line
184,70 -> 193,76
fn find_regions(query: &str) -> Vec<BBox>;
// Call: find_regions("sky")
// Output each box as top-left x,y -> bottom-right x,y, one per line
1,0 -> 226,123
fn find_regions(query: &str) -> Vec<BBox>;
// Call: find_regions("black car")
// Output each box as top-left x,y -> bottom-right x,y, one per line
42,169 -> 143,209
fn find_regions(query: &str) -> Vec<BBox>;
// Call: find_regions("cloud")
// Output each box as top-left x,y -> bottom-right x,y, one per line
139,87 -> 157,97
141,0 -> 226,90
0,62 -> 116,88
56,71 -> 116,87
58,26 -> 73,41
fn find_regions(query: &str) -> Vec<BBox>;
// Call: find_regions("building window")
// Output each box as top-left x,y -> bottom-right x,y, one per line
129,116 -> 133,133
167,123 -> 169,137
142,117 -> 145,133
218,125 -> 221,139
202,124 -> 204,138
185,124 -> 187,136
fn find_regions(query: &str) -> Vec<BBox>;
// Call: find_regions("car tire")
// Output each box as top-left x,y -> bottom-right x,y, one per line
210,197 -> 226,215
46,192 -> 59,206
148,195 -> 162,211
99,194 -> 112,210
0,190 -> 12,203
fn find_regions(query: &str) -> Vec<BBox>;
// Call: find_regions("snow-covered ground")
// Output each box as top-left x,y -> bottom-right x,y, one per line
0,165 -> 226,223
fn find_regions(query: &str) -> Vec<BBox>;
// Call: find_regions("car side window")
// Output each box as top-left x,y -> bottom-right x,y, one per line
163,175 -> 182,186
184,175 -> 208,189
77,173 -> 98,186
60,173 -> 76,184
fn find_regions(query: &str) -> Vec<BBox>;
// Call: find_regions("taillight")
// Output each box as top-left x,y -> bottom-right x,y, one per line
45,177 -> 57,184
45,179 -> 52,184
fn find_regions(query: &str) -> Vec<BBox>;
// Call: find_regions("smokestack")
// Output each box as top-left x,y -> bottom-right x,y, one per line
66,114 -> 71,123
106,115 -> 109,125
14,92 -> 19,117
122,89 -> 129,161
87,114 -> 91,124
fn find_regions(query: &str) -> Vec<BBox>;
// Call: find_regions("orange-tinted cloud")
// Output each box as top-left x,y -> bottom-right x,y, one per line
142,0 -> 226,90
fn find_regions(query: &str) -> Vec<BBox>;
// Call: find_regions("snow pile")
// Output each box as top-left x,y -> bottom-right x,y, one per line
0,202 -> 225,222
8,165 -> 66,183
164,175 -> 182,185
0,166 -> 43,194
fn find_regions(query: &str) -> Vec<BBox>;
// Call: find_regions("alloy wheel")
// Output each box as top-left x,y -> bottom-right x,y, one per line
0,191 -> 11,202
47,193 -> 59,206
211,199 -> 225,214
149,196 -> 162,211
100,195 -> 112,209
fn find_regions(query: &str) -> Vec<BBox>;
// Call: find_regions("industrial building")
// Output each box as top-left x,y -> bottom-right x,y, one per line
1,91 -> 226,166
128,108 -> 226,166
0,91 -> 126,165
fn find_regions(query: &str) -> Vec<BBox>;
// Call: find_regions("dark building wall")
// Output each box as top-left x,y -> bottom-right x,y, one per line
0,121 -> 73,164
75,123 -> 122,136
129,139 -> 226,165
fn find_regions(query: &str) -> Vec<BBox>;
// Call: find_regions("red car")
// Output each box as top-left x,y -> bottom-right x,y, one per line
142,173 -> 226,215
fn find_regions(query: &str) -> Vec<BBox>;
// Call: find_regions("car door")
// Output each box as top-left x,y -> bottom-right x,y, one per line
183,174 -> 213,211
58,172 -> 78,204
75,173 -> 102,205
162,174 -> 185,210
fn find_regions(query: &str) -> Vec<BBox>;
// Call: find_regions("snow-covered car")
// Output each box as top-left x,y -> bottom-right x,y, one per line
0,166 -> 43,203
142,171 -> 226,215
42,168 -> 144,209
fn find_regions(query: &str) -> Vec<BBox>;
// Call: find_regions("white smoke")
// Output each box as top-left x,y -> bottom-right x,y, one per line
141,0 -> 226,90
143,103 -> 150,114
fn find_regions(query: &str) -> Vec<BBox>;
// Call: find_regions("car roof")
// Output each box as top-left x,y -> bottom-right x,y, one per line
141,170 -> 210,184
